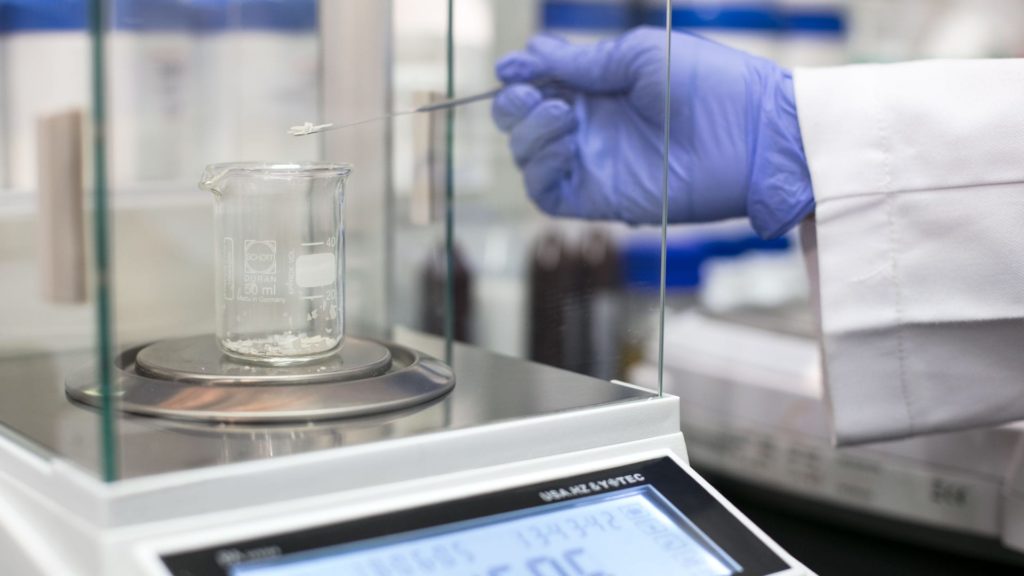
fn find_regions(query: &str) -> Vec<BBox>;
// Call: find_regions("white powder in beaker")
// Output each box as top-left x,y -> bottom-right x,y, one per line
224,333 -> 338,359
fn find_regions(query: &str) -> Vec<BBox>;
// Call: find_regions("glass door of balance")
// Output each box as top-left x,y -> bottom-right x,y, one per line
0,0 -> 675,483
389,0 -> 674,393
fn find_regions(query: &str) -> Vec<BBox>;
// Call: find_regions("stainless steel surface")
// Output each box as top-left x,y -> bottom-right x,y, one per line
1,335 -> 656,479
66,337 -> 452,424
135,335 -> 392,385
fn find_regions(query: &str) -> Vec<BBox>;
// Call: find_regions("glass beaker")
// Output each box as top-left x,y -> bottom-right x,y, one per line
200,162 -> 351,365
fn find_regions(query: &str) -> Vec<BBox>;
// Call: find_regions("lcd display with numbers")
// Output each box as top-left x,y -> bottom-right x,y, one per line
230,486 -> 739,576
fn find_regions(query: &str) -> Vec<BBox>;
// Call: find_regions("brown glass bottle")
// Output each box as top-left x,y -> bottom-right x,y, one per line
579,227 -> 622,380
421,240 -> 472,342
529,229 -> 582,370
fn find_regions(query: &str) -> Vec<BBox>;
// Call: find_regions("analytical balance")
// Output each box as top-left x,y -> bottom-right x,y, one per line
0,331 -> 810,576
1,100 -> 807,576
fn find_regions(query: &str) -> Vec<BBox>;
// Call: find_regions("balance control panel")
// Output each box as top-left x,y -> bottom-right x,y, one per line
162,458 -> 794,576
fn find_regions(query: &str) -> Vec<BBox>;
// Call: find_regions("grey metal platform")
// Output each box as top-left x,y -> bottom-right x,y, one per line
66,336 -> 454,424
0,332 -> 658,479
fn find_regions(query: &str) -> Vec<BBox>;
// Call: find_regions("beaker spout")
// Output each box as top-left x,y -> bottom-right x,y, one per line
199,164 -> 231,195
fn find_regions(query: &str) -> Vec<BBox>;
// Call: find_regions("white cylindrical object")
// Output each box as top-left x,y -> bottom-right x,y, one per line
194,0 -> 320,172
5,3 -> 89,192
232,31 -> 320,161
108,0 -> 197,187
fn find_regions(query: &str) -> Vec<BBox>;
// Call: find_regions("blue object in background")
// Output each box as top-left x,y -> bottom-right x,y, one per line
119,0 -> 318,33
648,3 -> 844,35
622,231 -> 791,291
0,0 -> 319,34
111,0 -> 193,31
623,236 -> 704,292
222,0 -> 317,32
0,0 -> 88,32
542,0 -> 640,33
542,0 -> 845,36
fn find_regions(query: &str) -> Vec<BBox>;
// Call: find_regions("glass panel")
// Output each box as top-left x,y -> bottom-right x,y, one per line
389,0 -> 452,351
321,1 -> 392,340
407,1 -> 673,389
647,1 -> 828,403
91,0 -> 117,480
99,0 -> 325,480
12,0 -> 332,481
0,0 -> 679,483
650,1 -> 835,382
0,0 -> 111,474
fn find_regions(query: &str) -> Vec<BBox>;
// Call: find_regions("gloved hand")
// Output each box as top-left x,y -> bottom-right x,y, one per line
493,27 -> 813,238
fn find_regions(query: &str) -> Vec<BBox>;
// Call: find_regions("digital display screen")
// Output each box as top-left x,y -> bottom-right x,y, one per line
230,486 -> 740,576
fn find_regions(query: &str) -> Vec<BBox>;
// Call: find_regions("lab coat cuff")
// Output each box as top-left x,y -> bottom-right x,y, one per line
796,61 -> 1024,444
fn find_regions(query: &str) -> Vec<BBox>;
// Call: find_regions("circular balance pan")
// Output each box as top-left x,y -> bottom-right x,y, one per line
66,336 -> 454,424
135,335 -> 393,385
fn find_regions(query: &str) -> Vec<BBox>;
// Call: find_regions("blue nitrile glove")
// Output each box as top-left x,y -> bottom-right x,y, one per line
493,27 -> 813,238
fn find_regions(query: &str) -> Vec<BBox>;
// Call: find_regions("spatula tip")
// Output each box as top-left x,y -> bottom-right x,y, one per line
288,122 -> 333,136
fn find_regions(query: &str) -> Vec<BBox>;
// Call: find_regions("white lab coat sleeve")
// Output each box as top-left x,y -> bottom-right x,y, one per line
793,60 -> 1024,445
